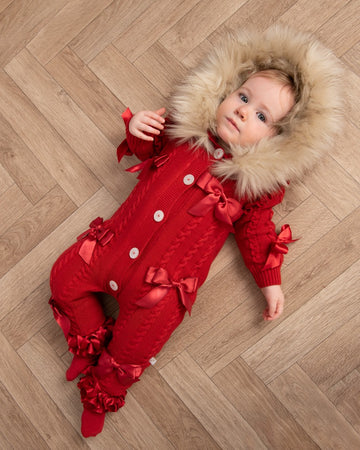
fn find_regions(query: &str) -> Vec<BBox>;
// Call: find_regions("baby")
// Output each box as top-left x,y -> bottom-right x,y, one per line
49,27 -> 342,437
130,69 -> 296,321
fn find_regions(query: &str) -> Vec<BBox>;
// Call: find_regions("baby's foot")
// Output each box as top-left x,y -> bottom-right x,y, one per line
66,355 -> 95,381
81,408 -> 105,437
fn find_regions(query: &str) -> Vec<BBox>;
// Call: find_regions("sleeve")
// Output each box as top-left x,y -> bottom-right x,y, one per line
116,107 -> 167,163
234,187 -> 291,288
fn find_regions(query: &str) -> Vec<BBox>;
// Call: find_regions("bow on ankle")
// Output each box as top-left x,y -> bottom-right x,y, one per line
263,224 -> 297,270
77,217 -> 114,264
188,172 -> 243,226
136,267 -> 198,315
95,350 -> 143,384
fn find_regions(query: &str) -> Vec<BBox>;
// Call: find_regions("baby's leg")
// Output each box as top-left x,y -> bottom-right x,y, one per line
78,289 -> 186,437
50,242 -> 113,380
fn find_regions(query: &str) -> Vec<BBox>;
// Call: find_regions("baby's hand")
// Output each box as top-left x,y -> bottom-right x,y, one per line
261,285 -> 284,321
129,108 -> 166,141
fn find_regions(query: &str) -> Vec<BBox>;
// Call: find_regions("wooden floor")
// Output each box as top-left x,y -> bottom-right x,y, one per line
1,0 -> 360,448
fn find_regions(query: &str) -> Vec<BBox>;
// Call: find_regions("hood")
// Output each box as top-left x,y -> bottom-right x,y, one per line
167,25 -> 343,200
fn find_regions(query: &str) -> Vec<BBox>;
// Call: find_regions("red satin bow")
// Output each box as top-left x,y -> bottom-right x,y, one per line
77,217 -> 114,264
136,267 -> 198,315
126,153 -> 169,179
188,172 -> 243,226
49,298 -> 71,338
95,350 -> 143,383
263,224 -> 297,270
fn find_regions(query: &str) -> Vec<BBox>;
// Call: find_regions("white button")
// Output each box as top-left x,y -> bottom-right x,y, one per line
149,357 -> 157,365
109,280 -> 118,291
183,174 -> 195,185
154,210 -> 164,222
214,148 -> 224,159
129,247 -> 139,259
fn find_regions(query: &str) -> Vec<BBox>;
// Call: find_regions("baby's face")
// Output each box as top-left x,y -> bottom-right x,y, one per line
216,75 -> 295,147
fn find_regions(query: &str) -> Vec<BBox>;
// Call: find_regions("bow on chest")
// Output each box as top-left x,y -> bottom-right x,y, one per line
188,172 -> 243,226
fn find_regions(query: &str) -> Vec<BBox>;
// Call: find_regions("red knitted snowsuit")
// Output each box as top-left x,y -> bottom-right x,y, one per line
49,108 -> 288,418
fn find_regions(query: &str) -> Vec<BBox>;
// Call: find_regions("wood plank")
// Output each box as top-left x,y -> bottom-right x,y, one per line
26,0 -> 112,65
160,0 -> 247,61
0,0 -> 68,66
131,365 -> 221,449
327,369 -> 360,435
0,184 -> 32,236
0,185 -> 75,278
276,195 -> 339,264
0,70 -> 101,206
154,255 -> 252,369
0,188 -> 118,320
303,154 -> 360,220
160,351 -> 267,449
113,0 -> 198,62
316,0 -> 360,56
18,333 -> 128,448
212,358 -> 319,449
269,364 -> 360,449
342,41 -> 360,74
111,392 -> 173,450
278,0 -> 345,33
0,113 -> 56,204
5,49 -> 130,202
274,181 -> 311,218
89,45 -> 165,112
69,0 -> 149,64
0,380 -> 49,449
0,281 -> 51,350
345,70 -> 360,130
0,330 -> 87,448
210,0 -> 296,37
0,162 -> 13,195
299,313 -> 360,391
241,259 -> 360,384
46,47 -> 125,147
331,119 -> 360,184
134,43 -> 187,98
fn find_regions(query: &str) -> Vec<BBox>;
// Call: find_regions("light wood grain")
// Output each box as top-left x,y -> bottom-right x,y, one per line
0,1 -> 359,447
269,365 -> 360,449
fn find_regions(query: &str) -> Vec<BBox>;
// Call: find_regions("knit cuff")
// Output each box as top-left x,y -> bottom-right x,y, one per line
250,266 -> 282,288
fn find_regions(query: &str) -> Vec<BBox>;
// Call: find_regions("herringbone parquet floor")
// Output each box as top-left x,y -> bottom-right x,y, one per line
1,1 -> 359,448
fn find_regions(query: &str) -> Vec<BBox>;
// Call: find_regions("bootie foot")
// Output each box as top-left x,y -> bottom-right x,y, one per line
66,355 -> 95,381
81,408 -> 105,438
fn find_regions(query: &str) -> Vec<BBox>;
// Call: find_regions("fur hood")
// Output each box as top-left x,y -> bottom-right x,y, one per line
167,26 -> 343,200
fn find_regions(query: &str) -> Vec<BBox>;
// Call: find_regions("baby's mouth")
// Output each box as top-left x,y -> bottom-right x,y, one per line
227,117 -> 239,132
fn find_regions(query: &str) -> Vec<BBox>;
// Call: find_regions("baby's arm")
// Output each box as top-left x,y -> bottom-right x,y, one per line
118,107 -> 167,162
261,285 -> 284,321
129,108 -> 166,141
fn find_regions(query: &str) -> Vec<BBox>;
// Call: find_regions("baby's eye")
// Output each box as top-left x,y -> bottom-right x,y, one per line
240,93 -> 248,103
257,112 -> 266,123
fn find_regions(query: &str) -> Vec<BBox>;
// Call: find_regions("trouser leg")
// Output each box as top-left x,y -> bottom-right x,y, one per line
78,289 -> 186,436
49,242 -> 113,378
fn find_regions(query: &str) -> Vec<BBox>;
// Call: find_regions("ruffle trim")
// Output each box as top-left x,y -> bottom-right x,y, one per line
68,317 -> 115,357
78,370 -> 125,414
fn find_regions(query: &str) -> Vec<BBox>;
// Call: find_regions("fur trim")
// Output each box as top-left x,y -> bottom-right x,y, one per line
167,25 -> 344,200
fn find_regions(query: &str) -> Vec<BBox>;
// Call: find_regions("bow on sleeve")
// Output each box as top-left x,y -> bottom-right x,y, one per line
263,224 -> 297,270
188,172 -> 243,226
136,267 -> 198,315
77,217 -> 114,264
125,153 -> 169,179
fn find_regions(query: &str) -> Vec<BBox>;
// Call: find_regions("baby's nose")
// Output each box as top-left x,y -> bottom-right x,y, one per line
236,106 -> 247,120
